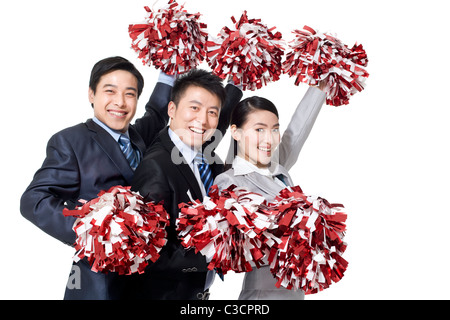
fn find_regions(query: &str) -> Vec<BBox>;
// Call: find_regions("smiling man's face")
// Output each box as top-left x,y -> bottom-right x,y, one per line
89,69 -> 138,133
168,85 -> 221,150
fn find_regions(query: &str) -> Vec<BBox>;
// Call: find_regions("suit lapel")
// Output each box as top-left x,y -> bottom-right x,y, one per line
158,128 -> 204,201
129,126 -> 146,159
86,119 -> 134,185
178,162 -> 204,201
244,172 -> 285,198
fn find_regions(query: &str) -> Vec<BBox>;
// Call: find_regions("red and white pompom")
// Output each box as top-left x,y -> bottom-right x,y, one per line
282,26 -> 369,106
177,185 -> 278,274
63,186 -> 170,275
128,0 -> 208,74
206,11 -> 285,91
267,186 -> 348,294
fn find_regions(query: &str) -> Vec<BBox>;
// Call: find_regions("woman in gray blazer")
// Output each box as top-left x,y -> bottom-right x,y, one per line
214,86 -> 326,300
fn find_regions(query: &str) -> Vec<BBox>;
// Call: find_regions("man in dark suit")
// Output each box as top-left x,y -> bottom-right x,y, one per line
19,56 -> 174,299
130,69 -> 242,300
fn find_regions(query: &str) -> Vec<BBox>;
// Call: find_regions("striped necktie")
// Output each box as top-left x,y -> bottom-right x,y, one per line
194,153 -> 213,195
119,134 -> 139,170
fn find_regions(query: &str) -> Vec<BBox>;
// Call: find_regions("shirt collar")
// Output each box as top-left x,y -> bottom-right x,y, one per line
92,116 -> 129,142
168,127 -> 199,164
232,156 -> 284,177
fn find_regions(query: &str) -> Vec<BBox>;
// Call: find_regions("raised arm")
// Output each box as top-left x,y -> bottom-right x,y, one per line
133,80 -> 171,148
216,83 -> 243,139
276,86 -> 326,171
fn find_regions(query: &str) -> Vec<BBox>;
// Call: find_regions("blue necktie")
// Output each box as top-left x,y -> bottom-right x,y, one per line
276,174 -> 287,186
119,134 -> 139,170
195,153 -> 213,195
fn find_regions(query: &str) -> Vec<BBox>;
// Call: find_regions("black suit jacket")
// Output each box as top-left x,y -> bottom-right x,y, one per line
129,84 -> 242,300
129,128 -> 223,299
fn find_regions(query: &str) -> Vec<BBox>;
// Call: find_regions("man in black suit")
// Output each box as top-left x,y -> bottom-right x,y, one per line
19,56 -> 173,299
131,69 -> 242,299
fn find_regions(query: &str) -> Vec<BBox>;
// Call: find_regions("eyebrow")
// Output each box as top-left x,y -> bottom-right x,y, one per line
189,100 -> 220,111
253,122 -> 280,127
103,84 -> 137,92
188,99 -> 202,104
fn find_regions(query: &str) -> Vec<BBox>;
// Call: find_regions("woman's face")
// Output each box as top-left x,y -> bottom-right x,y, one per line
231,109 -> 280,168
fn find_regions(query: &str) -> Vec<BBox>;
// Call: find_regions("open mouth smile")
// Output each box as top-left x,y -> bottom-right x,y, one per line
108,110 -> 127,118
189,127 -> 206,134
258,146 -> 271,152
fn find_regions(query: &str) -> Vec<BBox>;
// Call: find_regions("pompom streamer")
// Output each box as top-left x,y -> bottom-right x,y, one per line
177,185 -> 348,293
177,185 -> 279,274
129,0 -> 208,74
282,25 -> 369,106
63,186 -> 170,275
267,186 -> 348,294
206,11 -> 285,90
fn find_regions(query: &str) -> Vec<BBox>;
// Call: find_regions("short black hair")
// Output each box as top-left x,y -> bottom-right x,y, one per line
171,69 -> 226,107
89,56 -> 144,98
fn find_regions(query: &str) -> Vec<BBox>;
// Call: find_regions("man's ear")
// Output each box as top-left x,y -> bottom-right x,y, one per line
88,88 -> 95,107
167,101 -> 176,119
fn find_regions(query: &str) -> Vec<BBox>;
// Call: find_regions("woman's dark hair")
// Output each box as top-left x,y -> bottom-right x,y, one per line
89,56 -> 144,98
171,69 -> 226,107
225,96 -> 279,169
230,96 -> 279,128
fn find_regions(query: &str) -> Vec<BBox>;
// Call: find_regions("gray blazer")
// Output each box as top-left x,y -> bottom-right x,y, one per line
214,164 -> 293,202
214,86 -> 326,300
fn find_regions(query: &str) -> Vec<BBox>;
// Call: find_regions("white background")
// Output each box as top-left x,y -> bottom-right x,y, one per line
1,0 -> 449,300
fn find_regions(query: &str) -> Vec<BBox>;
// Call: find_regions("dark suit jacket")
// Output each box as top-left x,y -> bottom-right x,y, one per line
20,83 -> 171,300
129,128 -> 223,299
128,84 -> 242,300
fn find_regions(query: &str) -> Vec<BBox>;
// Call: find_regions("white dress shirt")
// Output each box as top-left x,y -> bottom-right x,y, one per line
168,128 -> 207,197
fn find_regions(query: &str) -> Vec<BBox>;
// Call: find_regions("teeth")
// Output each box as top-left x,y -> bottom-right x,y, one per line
258,147 -> 271,152
109,111 -> 125,117
190,127 -> 205,134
